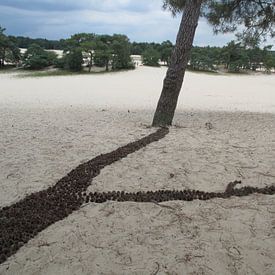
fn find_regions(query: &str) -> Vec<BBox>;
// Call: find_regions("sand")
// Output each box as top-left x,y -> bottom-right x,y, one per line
0,67 -> 275,274
1,66 -> 275,113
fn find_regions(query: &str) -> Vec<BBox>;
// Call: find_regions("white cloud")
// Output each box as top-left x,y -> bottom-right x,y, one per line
0,1 -> 240,45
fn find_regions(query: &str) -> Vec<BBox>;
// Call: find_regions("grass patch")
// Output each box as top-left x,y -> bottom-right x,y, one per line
16,67 -> 135,78
0,66 -> 18,74
17,69 -> 102,78
19,70 -> 79,78
186,67 -> 219,75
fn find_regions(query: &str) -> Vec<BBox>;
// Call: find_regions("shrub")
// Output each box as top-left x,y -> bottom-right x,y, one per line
23,44 -> 57,69
142,48 -> 160,67
64,49 -> 83,71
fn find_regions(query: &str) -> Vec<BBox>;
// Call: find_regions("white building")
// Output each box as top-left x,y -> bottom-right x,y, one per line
131,55 -> 143,67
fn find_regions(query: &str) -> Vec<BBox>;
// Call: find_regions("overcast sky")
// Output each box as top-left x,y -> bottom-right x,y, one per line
0,0 -> 237,45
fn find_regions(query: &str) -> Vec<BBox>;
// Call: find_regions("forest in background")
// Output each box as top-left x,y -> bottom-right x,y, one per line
1,27 -> 275,73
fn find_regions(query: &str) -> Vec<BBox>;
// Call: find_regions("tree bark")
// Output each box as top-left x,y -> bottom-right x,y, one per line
152,0 -> 202,126
106,61 -> 109,71
88,51 -> 93,72
0,48 -> 6,67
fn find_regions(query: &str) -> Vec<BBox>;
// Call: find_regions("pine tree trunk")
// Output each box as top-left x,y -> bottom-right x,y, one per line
152,0 -> 202,126
0,48 -> 6,67
88,51 -> 93,72
106,59 -> 109,71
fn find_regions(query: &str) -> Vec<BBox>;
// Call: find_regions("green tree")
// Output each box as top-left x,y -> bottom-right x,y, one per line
81,40 -> 97,72
4,45 -> 21,65
23,44 -> 57,70
152,0 -> 275,126
0,26 -> 9,67
64,33 -> 94,50
61,33 -> 134,72
65,33 -> 96,71
64,49 -> 83,71
131,42 -> 148,55
247,46 -> 264,71
206,1 -> 275,46
111,34 -> 134,70
142,48 -> 161,66
9,35 -> 63,50
160,40 -> 174,65
262,46 -> 275,72
94,39 -> 113,71
23,44 -> 57,69
0,26 -> 21,67
221,41 -> 249,72
189,46 -> 218,72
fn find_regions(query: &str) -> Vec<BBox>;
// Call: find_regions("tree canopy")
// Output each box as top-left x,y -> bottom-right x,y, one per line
142,48 -> 161,67
23,44 -> 57,69
63,49 -> 83,72
0,26 -> 20,67
1,21 -> 274,74
152,0 -> 275,126
163,0 -> 275,45
62,33 -> 134,72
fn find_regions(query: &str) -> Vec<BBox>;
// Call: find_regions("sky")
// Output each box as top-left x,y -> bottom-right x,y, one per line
0,0 -> 238,46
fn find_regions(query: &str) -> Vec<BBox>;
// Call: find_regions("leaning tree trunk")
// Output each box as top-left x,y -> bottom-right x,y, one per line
152,0 -> 202,126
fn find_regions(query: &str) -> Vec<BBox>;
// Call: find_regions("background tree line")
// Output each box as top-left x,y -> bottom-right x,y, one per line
0,26 -> 21,68
190,43 -> 275,73
1,25 -> 275,73
1,29 -> 134,72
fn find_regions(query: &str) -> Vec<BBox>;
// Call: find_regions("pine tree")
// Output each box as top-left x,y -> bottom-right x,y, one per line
152,0 -> 275,126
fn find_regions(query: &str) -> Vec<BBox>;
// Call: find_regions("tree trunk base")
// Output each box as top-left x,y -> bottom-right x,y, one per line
151,0 -> 202,126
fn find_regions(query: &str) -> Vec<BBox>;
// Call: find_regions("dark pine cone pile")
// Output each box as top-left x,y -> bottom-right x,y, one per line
0,127 -> 274,265
81,182 -> 275,204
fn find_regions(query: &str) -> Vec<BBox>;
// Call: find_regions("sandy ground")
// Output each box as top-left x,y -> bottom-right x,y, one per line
1,66 -> 275,113
0,68 -> 275,274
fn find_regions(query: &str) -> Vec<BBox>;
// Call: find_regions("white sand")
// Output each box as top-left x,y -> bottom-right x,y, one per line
0,68 -> 275,274
1,66 -> 275,112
